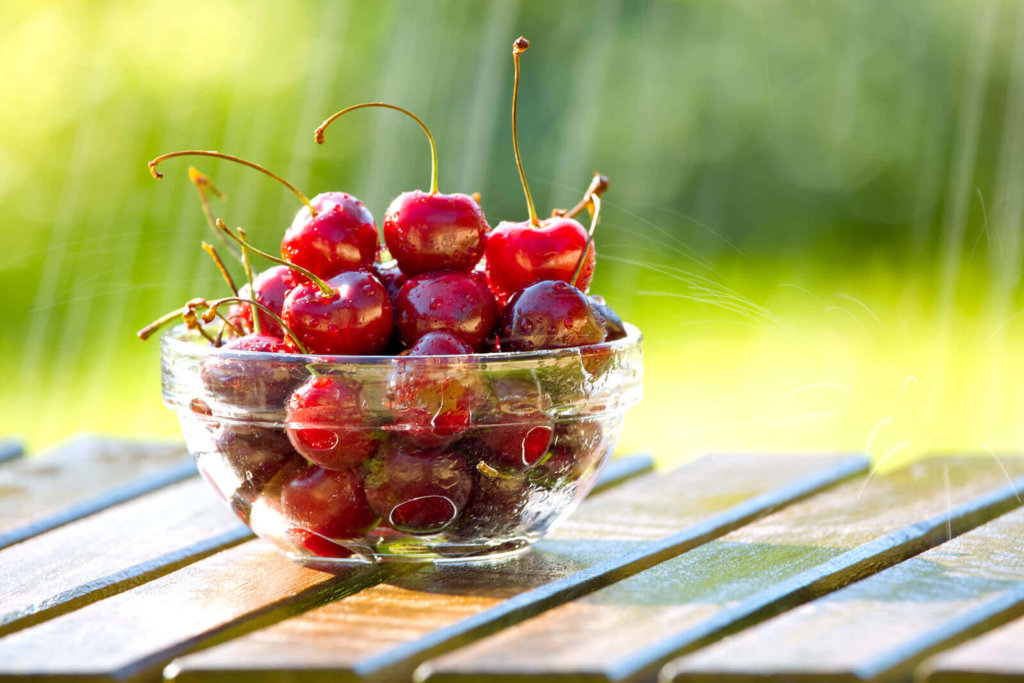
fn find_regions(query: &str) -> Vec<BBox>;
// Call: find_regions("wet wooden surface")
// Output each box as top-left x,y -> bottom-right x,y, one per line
662,504 -> 1024,683
0,436 -> 193,550
0,478 -> 247,637
919,613 -> 1024,682
1,438 -> 1022,683
418,457 -> 1024,683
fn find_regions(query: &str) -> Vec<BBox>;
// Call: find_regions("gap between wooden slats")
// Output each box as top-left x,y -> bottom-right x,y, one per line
161,453 -> 866,683
917,611 -> 1024,682
416,456 -> 1024,683
662,491 -> 1024,683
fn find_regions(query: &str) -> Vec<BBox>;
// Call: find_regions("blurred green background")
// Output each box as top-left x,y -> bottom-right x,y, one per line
3,0 -> 1024,471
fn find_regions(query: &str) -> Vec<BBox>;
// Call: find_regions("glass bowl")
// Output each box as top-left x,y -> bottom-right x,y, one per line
161,323 -> 642,564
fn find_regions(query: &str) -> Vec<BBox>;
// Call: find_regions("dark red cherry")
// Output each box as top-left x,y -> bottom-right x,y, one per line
485,217 -> 594,304
280,464 -> 379,548
363,442 -> 473,534
449,469 -> 534,539
227,266 -> 301,337
393,270 -> 498,350
499,280 -> 606,352
210,425 -> 303,521
462,375 -> 553,474
388,332 -> 482,447
281,270 -> 394,355
372,260 -> 407,301
286,375 -> 380,470
281,192 -> 378,280
200,334 -> 298,409
533,418 -> 608,485
384,191 -> 489,276
588,295 -> 626,341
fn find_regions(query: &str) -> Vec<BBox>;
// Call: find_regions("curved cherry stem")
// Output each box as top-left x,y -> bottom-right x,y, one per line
202,242 -> 239,296
316,102 -> 439,195
188,167 -> 240,259
149,150 -> 317,217
557,173 -> 610,219
215,219 -> 335,298
204,297 -> 310,354
570,194 -> 601,288
137,298 -> 216,343
512,37 -> 540,226
235,228 -> 262,335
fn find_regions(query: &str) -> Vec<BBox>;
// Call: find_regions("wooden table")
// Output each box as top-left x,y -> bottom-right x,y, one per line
0,436 -> 1022,682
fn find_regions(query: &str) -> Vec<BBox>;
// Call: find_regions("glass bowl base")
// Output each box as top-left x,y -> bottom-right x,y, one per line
286,537 -> 534,566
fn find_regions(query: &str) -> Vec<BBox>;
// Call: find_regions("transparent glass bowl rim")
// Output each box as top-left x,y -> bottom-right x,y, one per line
160,322 -> 642,367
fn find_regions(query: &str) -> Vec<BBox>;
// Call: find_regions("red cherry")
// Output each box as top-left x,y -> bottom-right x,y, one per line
199,334 -> 298,409
372,260 -> 407,301
363,442 -> 473,534
227,266 -> 301,337
462,375 -> 553,474
281,465 -> 379,550
286,375 -> 380,470
388,331 -> 482,447
484,217 -> 594,302
281,192 -> 378,280
384,191 -> 489,275
281,270 -> 394,355
393,270 -> 498,350
499,280 -> 607,352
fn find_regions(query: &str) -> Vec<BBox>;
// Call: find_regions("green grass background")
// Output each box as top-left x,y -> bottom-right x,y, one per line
3,0 -> 1024,471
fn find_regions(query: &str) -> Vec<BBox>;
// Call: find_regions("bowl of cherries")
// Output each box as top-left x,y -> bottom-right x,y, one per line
142,37 -> 642,564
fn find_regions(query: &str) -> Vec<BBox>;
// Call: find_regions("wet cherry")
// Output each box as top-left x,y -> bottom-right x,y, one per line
228,265 -> 301,337
281,191 -> 377,279
393,270 -> 498,350
282,270 -> 394,355
316,103 -> 489,277
281,464 -> 380,551
363,441 -> 473,534
499,280 -> 607,352
199,333 -> 298,409
286,375 -> 380,470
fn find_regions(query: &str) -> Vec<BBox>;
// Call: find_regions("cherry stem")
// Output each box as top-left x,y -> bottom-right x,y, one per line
236,227 -> 262,335
188,167 -> 240,260
558,173 -> 610,219
204,297 -> 310,354
213,310 -> 243,337
215,219 -> 335,298
570,194 -> 601,288
202,242 -> 239,296
316,102 -> 439,195
149,150 -> 317,217
137,307 -> 187,341
512,36 -> 540,227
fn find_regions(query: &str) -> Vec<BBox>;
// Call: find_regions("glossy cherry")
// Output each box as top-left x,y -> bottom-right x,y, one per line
393,270 -> 498,350
363,441 -> 473,534
281,192 -> 377,279
199,333 -> 298,409
588,294 -> 626,341
372,260 -> 407,300
282,270 -> 394,355
499,280 -> 607,352
462,375 -> 553,474
280,464 -> 380,552
315,103 -> 489,276
388,331 -> 482,447
286,375 -> 380,470
213,425 -> 303,519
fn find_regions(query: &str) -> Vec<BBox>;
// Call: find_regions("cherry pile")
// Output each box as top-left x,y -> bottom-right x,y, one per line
142,37 -> 632,560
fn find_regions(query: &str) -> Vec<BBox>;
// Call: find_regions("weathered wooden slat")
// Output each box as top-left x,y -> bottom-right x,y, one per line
0,440 -> 23,465
163,453 -> 866,683
590,454 -> 655,494
0,436 -> 193,550
417,456 -> 1024,683
919,613 -> 1024,682
661,500 -> 1024,683
0,478 -> 248,637
0,452 -> 665,681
